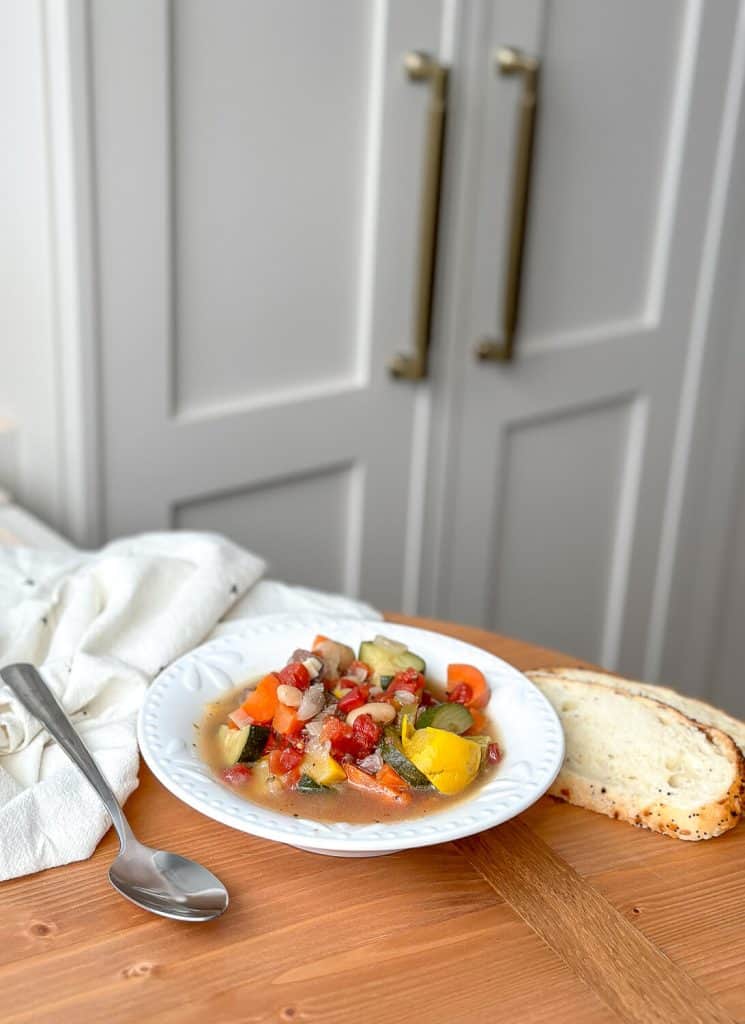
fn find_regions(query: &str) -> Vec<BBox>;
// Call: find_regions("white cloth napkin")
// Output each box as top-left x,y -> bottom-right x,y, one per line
0,531 -> 377,881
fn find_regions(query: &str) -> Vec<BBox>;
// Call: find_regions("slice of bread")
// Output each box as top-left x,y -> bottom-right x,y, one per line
528,667 -> 745,756
527,673 -> 744,840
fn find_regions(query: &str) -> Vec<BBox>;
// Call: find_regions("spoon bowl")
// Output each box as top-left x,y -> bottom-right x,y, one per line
109,846 -> 228,921
0,663 -> 229,922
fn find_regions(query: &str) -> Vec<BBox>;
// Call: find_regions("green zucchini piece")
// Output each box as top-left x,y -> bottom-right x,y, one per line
358,638 -> 426,688
415,702 -> 473,735
296,773 -> 331,793
218,723 -> 270,765
241,724 -> 271,761
381,731 -> 432,789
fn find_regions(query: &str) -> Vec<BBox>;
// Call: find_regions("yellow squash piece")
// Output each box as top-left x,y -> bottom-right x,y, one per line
302,750 -> 346,786
402,726 -> 481,795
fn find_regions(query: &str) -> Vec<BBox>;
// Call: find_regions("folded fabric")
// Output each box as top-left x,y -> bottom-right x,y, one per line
0,531 -> 377,881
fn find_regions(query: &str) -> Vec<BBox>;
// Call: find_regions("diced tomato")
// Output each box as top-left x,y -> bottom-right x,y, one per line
351,713 -> 382,758
221,764 -> 252,785
487,742 -> 502,765
321,717 -> 359,759
447,682 -> 473,706
337,686 -> 368,714
347,659 -> 371,682
320,714 -> 381,760
446,664 -> 490,709
387,669 -> 425,697
419,689 -> 436,708
268,746 -> 304,776
278,662 -> 311,691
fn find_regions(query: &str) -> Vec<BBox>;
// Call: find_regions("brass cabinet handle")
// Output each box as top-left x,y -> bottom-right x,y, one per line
390,52 -> 449,381
477,46 -> 540,363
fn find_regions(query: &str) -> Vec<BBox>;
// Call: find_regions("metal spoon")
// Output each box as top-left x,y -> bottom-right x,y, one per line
0,663 -> 229,922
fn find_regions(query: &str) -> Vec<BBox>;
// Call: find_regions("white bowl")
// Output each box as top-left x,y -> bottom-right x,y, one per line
138,613 -> 564,857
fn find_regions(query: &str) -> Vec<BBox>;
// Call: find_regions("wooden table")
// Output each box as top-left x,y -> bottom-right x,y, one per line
2,616 -> 745,1024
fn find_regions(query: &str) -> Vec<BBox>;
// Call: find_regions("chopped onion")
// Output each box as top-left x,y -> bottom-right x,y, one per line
357,751 -> 384,774
297,682 -> 325,721
395,690 -> 417,705
302,655 -> 324,680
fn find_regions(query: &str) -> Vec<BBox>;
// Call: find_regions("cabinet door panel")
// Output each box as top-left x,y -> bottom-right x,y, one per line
91,0 -> 447,608
436,0 -> 740,676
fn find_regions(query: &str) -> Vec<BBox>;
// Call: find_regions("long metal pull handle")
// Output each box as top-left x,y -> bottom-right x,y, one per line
477,46 -> 540,363
390,52 -> 449,381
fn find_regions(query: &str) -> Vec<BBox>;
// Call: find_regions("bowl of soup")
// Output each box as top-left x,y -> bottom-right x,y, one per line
138,613 -> 564,856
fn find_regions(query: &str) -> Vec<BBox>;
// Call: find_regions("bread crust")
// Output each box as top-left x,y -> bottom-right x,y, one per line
529,673 -> 745,841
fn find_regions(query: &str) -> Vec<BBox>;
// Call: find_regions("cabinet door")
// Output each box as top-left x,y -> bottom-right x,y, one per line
89,0 -> 449,608
435,0 -> 741,675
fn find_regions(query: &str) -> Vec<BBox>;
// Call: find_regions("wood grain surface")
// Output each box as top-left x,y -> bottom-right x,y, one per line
1,615 -> 744,1024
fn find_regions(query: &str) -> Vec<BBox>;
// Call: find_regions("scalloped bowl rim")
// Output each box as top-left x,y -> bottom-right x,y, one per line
137,613 -> 565,854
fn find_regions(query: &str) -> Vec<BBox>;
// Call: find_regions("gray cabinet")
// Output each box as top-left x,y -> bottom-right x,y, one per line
9,0 -> 745,701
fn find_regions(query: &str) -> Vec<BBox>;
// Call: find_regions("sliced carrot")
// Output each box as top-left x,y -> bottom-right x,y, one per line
466,709 -> 488,735
446,664 -> 490,710
344,764 -> 412,804
376,764 -> 410,796
238,673 -> 281,724
272,702 -> 303,738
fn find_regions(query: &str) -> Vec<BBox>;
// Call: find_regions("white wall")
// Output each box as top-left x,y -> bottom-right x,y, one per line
0,0 -> 64,526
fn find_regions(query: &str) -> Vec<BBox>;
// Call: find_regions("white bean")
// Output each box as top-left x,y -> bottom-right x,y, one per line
346,702 -> 396,726
276,684 -> 302,707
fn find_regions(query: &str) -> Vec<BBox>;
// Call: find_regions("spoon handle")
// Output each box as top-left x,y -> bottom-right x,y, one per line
0,663 -> 133,847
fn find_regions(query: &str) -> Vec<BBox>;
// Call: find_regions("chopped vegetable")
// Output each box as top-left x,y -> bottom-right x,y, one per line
234,673 -> 281,725
380,731 -> 432,789
447,683 -> 473,705
221,763 -> 252,785
301,750 -> 346,786
297,773 -> 331,793
313,635 -> 355,676
446,664 -> 490,710
218,723 -> 271,765
347,660 -> 371,683
402,727 -> 481,795
416,702 -> 474,735
337,685 -> 369,714
343,763 -> 412,804
358,637 -> 426,688
272,702 -> 304,738
278,662 -> 311,691
487,742 -> 502,765
268,746 -> 304,777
